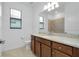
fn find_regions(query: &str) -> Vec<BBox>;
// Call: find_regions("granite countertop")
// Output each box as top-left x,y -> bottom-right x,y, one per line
32,34 -> 79,48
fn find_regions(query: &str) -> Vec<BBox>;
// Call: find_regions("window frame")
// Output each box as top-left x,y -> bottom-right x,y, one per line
39,16 -> 44,29
10,17 -> 22,29
10,8 -> 22,29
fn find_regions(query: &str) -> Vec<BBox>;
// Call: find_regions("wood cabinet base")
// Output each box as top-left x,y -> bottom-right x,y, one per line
31,35 -> 79,57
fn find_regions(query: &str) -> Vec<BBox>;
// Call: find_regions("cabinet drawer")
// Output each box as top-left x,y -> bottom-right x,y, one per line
36,37 -> 51,46
52,42 -> 72,56
52,49 -> 70,57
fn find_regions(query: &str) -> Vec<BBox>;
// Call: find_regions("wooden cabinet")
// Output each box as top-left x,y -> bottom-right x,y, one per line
31,35 -> 79,57
52,42 -> 72,56
35,40 -> 40,56
73,48 -> 79,57
31,35 -> 35,53
52,49 -> 70,57
36,37 -> 51,47
35,37 -> 51,57
41,44 -> 51,57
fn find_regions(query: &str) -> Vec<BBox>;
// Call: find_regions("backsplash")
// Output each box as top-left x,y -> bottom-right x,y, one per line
52,33 -> 79,39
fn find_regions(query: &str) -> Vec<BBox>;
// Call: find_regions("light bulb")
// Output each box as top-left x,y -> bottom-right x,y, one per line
51,6 -> 54,10
55,3 -> 59,8
48,8 -> 51,12
43,5 -> 48,10
48,2 -> 51,9
51,2 -> 54,7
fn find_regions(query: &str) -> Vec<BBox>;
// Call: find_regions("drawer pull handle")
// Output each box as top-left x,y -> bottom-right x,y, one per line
58,47 -> 62,49
52,52 -> 54,54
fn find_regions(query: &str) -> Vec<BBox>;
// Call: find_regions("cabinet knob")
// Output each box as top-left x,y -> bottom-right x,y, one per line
52,52 -> 54,54
58,47 -> 62,49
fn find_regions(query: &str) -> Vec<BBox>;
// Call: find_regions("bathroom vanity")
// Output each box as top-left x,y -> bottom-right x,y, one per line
31,34 -> 79,57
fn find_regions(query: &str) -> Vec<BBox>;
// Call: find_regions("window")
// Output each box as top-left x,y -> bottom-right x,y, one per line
10,8 -> 22,29
39,16 -> 44,29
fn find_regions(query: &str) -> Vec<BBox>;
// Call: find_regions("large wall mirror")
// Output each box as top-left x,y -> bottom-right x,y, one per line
39,2 -> 79,37
39,2 -> 65,34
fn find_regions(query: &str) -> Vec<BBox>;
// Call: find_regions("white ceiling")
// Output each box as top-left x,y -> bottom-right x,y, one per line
21,2 -> 65,8
21,2 -> 47,7
21,2 -> 65,16
20,2 -> 40,7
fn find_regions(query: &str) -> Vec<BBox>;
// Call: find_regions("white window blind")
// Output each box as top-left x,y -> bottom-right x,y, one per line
11,9 -> 21,19
39,16 -> 44,29
40,17 -> 44,22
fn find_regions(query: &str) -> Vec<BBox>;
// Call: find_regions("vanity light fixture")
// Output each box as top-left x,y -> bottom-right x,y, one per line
51,5 -> 54,10
43,2 -> 59,12
48,2 -> 51,9
51,2 -> 54,9
55,2 -> 59,8
48,8 -> 51,11
44,5 -> 48,10
48,3 -> 51,11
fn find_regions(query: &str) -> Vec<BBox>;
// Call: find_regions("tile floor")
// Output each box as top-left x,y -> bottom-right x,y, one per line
2,46 -> 36,57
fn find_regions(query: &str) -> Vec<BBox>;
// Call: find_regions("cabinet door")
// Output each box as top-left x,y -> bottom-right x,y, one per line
31,35 -> 35,53
52,49 -> 70,57
73,48 -> 79,57
35,40 -> 40,56
41,44 -> 51,57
